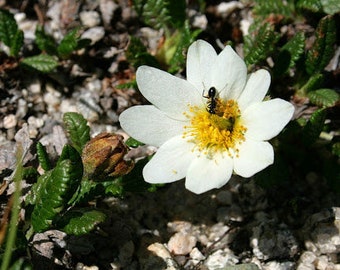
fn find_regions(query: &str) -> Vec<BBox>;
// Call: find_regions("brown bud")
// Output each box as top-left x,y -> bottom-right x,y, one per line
82,132 -> 134,180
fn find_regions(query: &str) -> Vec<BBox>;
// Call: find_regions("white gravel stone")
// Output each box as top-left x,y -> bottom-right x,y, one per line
80,11 -> 101,27
81,27 -> 105,45
3,114 -> 17,129
168,232 -> 197,255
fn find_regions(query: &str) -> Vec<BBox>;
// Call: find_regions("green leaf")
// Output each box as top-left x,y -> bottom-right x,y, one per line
35,25 -> 57,55
21,54 -> 58,73
25,171 -> 51,205
302,108 -> 326,145
126,36 -> 159,69
125,137 -> 144,148
274,32 -> 305,75
332,142 -> 340,157
321,0 -> 340,15
253,0 -> 295,18
59,209 -> 106,236
300,73 -> 324,95
307,88 -> 340,107
57,28 -> 80,58
36,142 -> 52,171
0,9 -> 24,57
305,15 -> 336,75
296,0 -> 322,12
31,146 -> 83,232
244,23 -> 280,66
63,112 -> 91,153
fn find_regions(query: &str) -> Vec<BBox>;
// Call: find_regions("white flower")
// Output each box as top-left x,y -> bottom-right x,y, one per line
119,40 -> 294,194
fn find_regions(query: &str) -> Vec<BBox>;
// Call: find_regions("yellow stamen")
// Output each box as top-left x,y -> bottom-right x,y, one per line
183,98 -> 247,158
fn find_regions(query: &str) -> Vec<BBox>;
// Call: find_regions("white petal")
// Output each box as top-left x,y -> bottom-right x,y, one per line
185,153 -> 233,194
119,105 -> 185,147
143,136 -> 195,183
186,40 -> 217,92
212,45 -> 247,100
238,69 -> 271,112
242,99 -> 295,141
136,66 -> 202,120
233,139 -> 274,178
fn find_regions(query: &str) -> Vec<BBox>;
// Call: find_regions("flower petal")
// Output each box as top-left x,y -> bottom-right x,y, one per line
136,66 -> 202,120
212,45 -> 247,100
238,69 -> 271,112
119,105 -> 185,147
143,136 -> 195,183
186,40 -> 217,92
233,139 -> 274,178
242,99 -> 295,141
185,153 -> 233,194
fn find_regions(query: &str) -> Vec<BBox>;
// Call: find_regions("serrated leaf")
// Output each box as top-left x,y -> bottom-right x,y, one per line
300,73 -> 324,94
57,28 -> 80,58
321,0 -> 340,15
306,15 -> 336,75
274,32 -> 305,75
21,54 -> 58,73
296,0 -> 322,12
307,88 -> 340,107
126,36 -> 159,68
35,25 -> 57,55
244,23 -> 280,66
36,142 -> 52,171
31,153 -> 83,232
253,0 -> 295,18
59,209 -> 106,236
63,112 -> 91,153
9,29 -> 24,57
302,108 -> 326,145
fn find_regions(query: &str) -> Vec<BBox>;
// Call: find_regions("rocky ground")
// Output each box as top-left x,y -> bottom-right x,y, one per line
0,0 -> 340,269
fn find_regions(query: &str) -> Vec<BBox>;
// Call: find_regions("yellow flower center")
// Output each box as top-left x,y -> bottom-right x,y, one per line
183,98 -> 247,158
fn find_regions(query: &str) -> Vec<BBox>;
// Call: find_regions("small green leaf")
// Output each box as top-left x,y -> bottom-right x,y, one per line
21,54 -> 58,73
35,25 -> 57,55
59,209 -> 106,236
57,28 -> 80,58
126,36 -> 159,69
63,112 -> 91,153
274,32 -> 305,75
244,23 -> 280,66
321,0 -> 340,15
253,0 -> 295,18
36,142 -> 52,171
300,73 -> 324,95
296,0 -> 322,12
307,88 -> 340,107
126,137 -> 144,148
306,15 -> 336,75
302,108 -> 327,145
332,142 -> 340,157
0,9 -> 24,57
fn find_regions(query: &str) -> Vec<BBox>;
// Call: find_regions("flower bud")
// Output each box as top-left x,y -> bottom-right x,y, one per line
82,133 -> 134,180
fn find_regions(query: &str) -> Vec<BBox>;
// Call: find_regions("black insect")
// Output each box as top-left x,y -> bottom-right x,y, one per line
203,87 -> 217,114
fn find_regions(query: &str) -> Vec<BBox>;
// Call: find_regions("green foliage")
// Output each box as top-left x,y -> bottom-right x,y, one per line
252,0 -> 295,18
302,108 -> 327,145
305,15 -> 336,75
133,0 -> 186,32
58,209 -> 106,236
299,73 -> 324,94
57,28 -> 91,58
307,89 -> 340,107
36,142 -> 52,171
126,36 -> 160,69
244,23 -> 280,66
126,137 -> 145,148
30,145 -> 83,232
296,0 -> 322,12
35,25 -> 57,55
63,112 -> 91,154
332,143 -> 340,157
20,54 -> 58,73
0,9 -> 24,57
321,0 -> 340,14
274,32 -> 305,75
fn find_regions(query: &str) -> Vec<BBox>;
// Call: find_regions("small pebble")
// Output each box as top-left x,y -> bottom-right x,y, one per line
3,114 -> 17,129
80,11 -> 101,27
168,232 -> 197,256
81,27 -> 105,45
